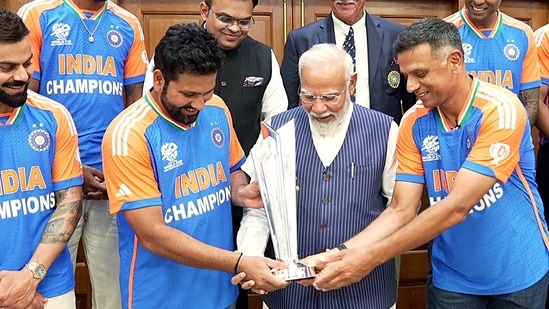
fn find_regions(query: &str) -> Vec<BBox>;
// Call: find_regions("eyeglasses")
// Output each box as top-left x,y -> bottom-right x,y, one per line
298,88 -> 346,105
208,7 -> 255,30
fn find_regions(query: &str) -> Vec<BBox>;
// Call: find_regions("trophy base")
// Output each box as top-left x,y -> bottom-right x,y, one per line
272,262 -> 315,281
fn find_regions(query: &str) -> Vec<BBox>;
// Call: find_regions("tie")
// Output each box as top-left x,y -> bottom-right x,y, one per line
343,27 -> 356,72
342,27 -> 356,102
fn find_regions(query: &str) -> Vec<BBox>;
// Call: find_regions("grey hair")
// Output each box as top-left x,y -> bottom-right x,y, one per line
394,18 -> 464,64
298,43 -> 353,84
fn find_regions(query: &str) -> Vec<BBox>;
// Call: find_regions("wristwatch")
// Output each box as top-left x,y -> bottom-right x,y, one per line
336,243 -> 348,251
25,262 -> 47,280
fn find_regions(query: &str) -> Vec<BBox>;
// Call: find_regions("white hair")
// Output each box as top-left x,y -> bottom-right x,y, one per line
298,43 -> 354,84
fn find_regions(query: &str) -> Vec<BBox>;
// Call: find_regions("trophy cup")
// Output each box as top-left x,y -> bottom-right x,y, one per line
250,119 -> 314,281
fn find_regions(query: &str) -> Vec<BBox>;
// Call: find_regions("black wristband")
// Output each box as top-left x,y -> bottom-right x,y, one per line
337,243 -> 347,251
234,252 -> 244,274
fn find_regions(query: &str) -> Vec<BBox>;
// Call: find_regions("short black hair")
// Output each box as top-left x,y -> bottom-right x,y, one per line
204,0 -> 259,9
0,7 -> 29,44
393,18 -> 464,55
153,23 -> 224,83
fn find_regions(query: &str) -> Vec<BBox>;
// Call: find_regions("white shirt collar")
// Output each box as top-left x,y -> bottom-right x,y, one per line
331,10 -> 367,36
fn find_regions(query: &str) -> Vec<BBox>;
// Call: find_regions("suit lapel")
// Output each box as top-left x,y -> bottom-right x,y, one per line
366,13 -> 382,89
318,15 -> 336,44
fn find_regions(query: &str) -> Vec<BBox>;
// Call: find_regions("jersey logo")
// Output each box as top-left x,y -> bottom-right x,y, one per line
211,128 -> 225,148
115,183 -> 132,198
503,41 -> 520,61
161,142 -> 183,172
107,27 -> 124,48
28,123 -> 51,152
462,43 -> 475,63
421,135 -> 441,162
489,142 -> 511,165
50,22 -> 73,46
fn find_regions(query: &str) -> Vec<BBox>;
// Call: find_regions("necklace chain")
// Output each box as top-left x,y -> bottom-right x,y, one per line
79,3 -> 108,43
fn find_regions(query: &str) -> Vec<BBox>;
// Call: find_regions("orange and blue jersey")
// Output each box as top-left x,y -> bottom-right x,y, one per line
18,0 -> 148,170
102,93 -> 244,309
535,24 -> 549,144
397,78 -> 549,295
445,9 -> 541,95
0,91 -> 82,297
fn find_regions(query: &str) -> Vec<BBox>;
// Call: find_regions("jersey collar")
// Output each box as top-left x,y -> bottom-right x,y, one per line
0,105 -> 24,126
435,78 -> 479,132
459,7 -> 502,39
62,0 -> 108,20
144,92 -> 196,131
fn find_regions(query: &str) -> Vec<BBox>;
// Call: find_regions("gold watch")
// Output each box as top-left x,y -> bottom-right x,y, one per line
25,262 -> 47,280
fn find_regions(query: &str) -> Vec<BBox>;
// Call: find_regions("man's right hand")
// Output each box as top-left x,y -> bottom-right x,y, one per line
235,256 -> 290,292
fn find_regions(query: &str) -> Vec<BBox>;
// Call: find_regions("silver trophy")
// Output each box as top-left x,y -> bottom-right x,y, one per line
250,119 -> 314,281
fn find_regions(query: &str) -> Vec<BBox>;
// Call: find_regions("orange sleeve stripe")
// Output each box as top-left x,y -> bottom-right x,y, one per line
470,83 -> 526,182
26,91 -> 78,136
515,166 -> 549,249
206,95 -> 245,168
501,16 -> 541,85
396,105 -> 428,175
26,91 -> 82,182
535,25 -> 549,81
126,235 -> 139,309
103,99 -> 160,213
17,1 -> 63,76
109,3 -> 148,81
443,11 -> 463,26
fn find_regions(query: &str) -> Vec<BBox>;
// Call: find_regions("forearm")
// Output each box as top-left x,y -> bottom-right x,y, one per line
31,186 -> 82,268
343,181 -> 422,249
138,222 -> 241,273
536,101 -> 549,137
520,88 -> 540,127
125,83 -> 144,107
369,196 -> 468,265
535,84 -> 549,136
368,170 -> 495,265
344,201 -> 417,249
236,208 -> 270,256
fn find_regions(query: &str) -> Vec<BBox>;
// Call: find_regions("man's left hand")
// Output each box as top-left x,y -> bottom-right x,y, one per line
82,165 -> 107,200
234,181 -> 264,209
0,270 -> 42,309
312,247 -> 377,291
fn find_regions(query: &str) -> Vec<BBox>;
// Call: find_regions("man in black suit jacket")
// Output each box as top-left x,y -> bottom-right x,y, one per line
281,0 -> 415,124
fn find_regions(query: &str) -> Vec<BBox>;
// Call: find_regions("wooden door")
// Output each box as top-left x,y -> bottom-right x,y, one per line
293,0 -> 456,26
118,0 -> 288,64
2,1 -> 549,309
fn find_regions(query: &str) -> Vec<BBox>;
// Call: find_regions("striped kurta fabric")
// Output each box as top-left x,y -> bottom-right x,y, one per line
264,105 -> 397,309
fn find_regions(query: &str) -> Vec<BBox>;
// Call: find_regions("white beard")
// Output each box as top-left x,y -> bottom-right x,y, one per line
308,96 -> 351,137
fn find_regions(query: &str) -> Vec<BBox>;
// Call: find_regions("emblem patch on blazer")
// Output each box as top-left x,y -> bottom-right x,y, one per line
387,70 -> 400,89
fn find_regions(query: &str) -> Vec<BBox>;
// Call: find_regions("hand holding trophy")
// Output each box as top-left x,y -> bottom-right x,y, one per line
250,119 -> 314,281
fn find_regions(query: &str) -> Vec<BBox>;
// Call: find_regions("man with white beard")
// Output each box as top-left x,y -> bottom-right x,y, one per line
281,0 -> 415,125
235,43 -> 399,309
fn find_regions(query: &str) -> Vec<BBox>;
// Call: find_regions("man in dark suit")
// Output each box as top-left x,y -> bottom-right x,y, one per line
281,0 -> 415,124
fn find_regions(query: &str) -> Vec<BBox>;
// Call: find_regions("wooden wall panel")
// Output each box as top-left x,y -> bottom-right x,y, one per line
2,0 -> 30,13
296,0 -> 457,27
119,0 -> 286,64
457,0 -> 548,30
